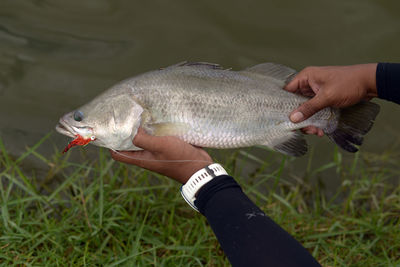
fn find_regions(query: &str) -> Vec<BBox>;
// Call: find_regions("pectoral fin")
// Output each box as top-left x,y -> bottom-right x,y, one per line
148,122 -> 190,137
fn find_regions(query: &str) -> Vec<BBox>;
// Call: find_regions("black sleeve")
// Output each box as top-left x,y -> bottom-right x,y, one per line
194,175 -> 321,267
376,63 -> 400,104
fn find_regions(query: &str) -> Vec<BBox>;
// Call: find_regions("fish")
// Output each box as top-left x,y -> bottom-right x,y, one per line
55,61 -> 380,156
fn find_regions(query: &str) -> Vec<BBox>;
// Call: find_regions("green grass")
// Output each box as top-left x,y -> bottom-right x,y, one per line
0,135 -> 399,266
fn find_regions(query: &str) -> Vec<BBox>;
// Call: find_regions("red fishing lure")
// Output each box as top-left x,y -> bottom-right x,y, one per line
62,135 -> 95,153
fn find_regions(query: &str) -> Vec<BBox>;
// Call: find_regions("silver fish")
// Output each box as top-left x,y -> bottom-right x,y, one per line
56,62 -> 379,156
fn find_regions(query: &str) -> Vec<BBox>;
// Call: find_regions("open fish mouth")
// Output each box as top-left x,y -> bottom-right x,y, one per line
55,120 -> 76,138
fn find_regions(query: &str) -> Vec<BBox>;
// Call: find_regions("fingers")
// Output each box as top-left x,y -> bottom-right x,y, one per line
317,128 -> 324,137
290,94 -> 327,123
301,126 -> 316,135
109,149 -> 129,163
301,126 -> 324,137
284,67 -> 313,93
133,128 -> 165,152
286,66 -> 332,123
109,149 -> 153,167
284,76 -> 301,93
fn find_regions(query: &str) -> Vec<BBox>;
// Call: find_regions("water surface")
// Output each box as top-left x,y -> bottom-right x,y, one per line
1,0 -> 399,191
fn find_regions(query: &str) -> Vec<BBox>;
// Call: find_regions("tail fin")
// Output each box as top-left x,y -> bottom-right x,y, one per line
326,102 -> 380,152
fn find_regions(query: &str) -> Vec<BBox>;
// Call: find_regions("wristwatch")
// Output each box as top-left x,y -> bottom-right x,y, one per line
180,163 -> 228,212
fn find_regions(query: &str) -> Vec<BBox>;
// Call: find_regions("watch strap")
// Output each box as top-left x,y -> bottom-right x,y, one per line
180,163 -> 228,212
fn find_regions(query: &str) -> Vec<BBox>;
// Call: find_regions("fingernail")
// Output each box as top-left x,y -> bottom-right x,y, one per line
290,112 -> 304,123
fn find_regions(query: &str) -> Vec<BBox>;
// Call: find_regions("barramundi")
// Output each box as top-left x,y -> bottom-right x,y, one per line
56,62 -> 380,156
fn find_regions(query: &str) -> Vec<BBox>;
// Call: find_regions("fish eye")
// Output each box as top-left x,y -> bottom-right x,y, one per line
73,110 -> 84,122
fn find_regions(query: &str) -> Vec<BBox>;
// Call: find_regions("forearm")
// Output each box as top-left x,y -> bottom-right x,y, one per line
376,63 -> 400,104
195,175 -> 321,267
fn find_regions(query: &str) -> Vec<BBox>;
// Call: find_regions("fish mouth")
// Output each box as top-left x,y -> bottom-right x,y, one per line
55,119 -> 77,138
56,119 -> 95,140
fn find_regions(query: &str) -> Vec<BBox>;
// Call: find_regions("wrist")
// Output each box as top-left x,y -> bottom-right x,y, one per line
179,161 -> 213,184
181,163 -> 228,211
360,63 -> 378,98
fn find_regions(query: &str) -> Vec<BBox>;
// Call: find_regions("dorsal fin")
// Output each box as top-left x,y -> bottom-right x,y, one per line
241,63 -> 297,84
164,61 -> 223,70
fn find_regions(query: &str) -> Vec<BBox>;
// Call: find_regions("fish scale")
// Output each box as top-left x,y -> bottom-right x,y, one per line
56,61 -> 380,156
133,67 -> 310,148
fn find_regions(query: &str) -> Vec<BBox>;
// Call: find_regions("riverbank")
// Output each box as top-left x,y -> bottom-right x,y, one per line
0,136 -> 399,266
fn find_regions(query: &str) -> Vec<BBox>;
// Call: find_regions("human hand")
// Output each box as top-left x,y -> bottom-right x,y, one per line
284,64 -> 378,128
109,128 -> 213,184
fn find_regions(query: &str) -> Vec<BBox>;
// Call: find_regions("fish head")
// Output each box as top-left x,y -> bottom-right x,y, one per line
56,91 -> 144,151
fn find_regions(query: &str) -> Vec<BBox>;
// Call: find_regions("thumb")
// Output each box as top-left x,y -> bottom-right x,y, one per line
133,128 -> 164,152
290,94 -> 327,123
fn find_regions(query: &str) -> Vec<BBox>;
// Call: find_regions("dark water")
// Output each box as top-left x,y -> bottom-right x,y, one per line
1,0 -> 400,192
